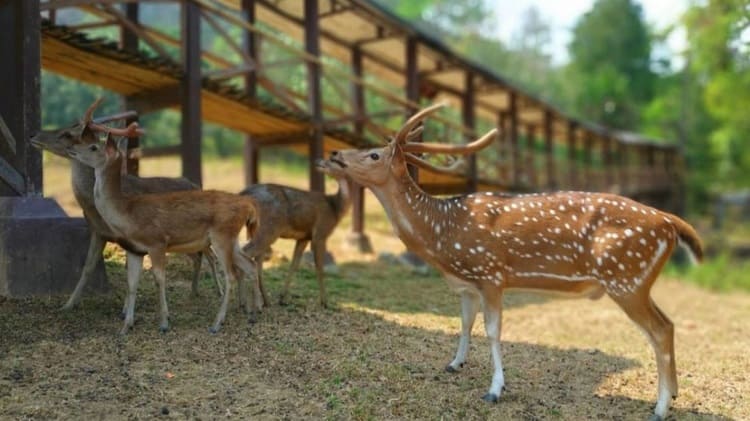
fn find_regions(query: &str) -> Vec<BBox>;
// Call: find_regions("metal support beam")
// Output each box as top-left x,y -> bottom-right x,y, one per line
567,121 -> 578,189
405,36 -> 420,181
180,1 -> 202,186
0,0 -> 41,196
543,110 -> 555,190
305,0 -> 324,192
242,0 -> 259,186
508,92 -> 520,187
121,2 -> 139,176
525,124 -> 537,189
463,72 -> 477,192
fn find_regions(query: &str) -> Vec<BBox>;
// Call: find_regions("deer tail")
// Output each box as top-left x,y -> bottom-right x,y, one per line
670,214 -> 703,264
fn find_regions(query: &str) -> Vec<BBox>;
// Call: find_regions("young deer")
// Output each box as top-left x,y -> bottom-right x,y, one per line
239,163 -> 353,307
322,103 -> 702,420
30,99 -> 220,309
67,132 -> 261,334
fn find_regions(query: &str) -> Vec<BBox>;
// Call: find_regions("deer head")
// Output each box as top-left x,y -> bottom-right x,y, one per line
67,132 -> 133,171
30,98 -> 144,157
326,103 -> 497,186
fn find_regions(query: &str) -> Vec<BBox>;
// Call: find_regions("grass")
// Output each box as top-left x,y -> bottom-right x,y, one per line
665,254 -> 750,292
0,154 -> 748,419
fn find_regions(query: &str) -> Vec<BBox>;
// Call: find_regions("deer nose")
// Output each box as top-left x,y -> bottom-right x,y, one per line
330,151 -> 340,157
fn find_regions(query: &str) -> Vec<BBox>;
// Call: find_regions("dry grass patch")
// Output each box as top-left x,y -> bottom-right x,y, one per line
3,155 -> 744,419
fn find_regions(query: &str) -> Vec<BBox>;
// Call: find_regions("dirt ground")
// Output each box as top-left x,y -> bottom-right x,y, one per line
1,157 -> 747,420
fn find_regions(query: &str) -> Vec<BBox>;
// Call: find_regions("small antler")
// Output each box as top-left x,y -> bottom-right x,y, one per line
402,128 -> 498,155
88,121 -> 145,138
81,97 -> 104,124
394,102 -> 447,144
405,153 -> 464,174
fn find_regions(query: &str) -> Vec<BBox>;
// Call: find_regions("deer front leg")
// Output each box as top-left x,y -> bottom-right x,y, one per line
189,252 -> 203,297
311,239 -> 328,308
446,289 -> 481,372
121,252 -> 144,335
62,231 -> 106,310
209,242 -> 234,334
233,248 -> 262,323
280,240 -> 309,306
149,251 -> 170,333
481,291 -> 505,403
204,248 -> 223,297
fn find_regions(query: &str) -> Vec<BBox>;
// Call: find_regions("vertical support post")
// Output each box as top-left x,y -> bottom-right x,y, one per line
496,112 -> 509,183
566,121 -> 578,189
618,140 -> 628,194
583,132 -> 594,191
121,2 -> 140,176
463,72 -> 477,192
525,124 -> 537,189
305,0 -> 324,192
404,36 -> 420,181
508,92 -> 520,187
242,0 -> 259,186
0,0 -> 41,196
602,136 -> 613,190
180,0 -> 202,186
346,45 -> 372,253
543,110 -> 555,190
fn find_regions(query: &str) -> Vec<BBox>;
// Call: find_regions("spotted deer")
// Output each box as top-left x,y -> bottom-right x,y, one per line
66,132 -> 261,334
321,103 -> 702,420
239,161 -> 354,308
30,99 -> 220,310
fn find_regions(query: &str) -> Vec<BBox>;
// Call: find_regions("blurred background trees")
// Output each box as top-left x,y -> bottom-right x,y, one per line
42,0 -> 750,213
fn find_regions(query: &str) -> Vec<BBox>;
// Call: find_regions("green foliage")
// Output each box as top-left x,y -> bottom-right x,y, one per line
567,0 -> 655,129
665,254 -> 750,292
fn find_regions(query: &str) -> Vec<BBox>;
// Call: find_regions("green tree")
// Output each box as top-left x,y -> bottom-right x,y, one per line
683,0 -> 750,189
567,0 -> 655,129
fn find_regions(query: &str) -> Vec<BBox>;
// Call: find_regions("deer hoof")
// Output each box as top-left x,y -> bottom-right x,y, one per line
445,363 -> 463,373
481,393 -> 499,403
648,414 -> 663,421
208,326 -> 220,334
159,325 -> 169,334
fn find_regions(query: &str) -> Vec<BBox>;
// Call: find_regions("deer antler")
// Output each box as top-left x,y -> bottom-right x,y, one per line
394,102 -> 447,144
87,121 -> 145,138
81,97 -> 104,124
404,153 -> 465,174
402,128 -> 498,155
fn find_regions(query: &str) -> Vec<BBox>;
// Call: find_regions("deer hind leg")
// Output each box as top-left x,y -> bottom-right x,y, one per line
149,250 -> 170,333
446,289 -> 481,372
311,239 -> 328,308
120,252 -> 144,335
203,248 -> 223,297
280,239 -> 309,306
612,293 -> 677,420
63,232 -> 106,310
188,252 -> 202,297
481,289 -> 505,403
209,238 -> 235,334
233,246 -> 262,321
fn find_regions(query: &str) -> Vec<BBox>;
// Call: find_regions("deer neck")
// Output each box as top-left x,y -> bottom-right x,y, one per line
93,157 -> 128,218
329,178 -> 353,221
369,171 -> 443,253
70,159 -> 97,208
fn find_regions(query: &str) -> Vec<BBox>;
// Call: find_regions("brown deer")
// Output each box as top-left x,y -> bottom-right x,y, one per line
239,163 -> 353,308
321,103 -> 702,420
66,132 -> 261,334
30,99 -> 220,311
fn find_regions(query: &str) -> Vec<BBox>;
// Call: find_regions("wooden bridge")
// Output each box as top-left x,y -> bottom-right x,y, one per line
5,1 -> 683,243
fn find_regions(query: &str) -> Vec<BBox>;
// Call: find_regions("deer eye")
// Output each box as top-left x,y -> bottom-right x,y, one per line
369,153 -> 380,161
88,144 -> 98,152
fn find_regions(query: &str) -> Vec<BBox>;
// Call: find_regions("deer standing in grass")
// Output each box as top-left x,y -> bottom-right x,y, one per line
239,161 -> 353,307
67,132 -> 261,334
321,103 -> 702,420
30,99 -> 220,310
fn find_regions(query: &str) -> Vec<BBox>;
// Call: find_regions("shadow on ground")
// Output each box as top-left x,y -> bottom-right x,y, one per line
0,258 -> 733,420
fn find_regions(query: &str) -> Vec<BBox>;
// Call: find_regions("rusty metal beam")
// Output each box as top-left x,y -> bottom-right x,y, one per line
305,0 -> 324,192
180,0 -> 202,186
463,72 -> 477,192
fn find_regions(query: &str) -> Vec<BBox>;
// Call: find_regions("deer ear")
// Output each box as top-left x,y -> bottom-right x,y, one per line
116,137 -> 129,154
104,133 -> 118,158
